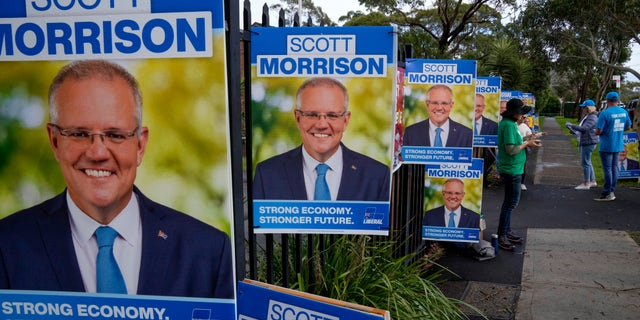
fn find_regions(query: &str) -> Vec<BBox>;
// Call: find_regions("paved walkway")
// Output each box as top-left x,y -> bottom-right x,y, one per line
437,117 -> 640,320
516,118 -> 640,320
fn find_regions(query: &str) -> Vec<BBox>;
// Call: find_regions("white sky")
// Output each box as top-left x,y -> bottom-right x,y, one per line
246,0 -> 366,24
242,0 -> 640,82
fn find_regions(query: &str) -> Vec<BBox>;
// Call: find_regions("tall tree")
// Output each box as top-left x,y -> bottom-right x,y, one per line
520,0 -> 637,102
352,0 -> 515,58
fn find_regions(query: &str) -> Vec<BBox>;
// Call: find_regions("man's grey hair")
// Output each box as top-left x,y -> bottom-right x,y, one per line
48,60 -> 142,127
295,77 -> 349,111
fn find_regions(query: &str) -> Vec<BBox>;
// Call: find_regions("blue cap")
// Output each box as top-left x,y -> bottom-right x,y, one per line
605,92 -> 619,101
579,99 -> 595,107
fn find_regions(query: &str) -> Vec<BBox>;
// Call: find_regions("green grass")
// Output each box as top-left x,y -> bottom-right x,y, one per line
627,231 -> 640,246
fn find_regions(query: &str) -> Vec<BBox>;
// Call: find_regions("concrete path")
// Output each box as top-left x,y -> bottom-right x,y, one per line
517,229 -> 640,319
516,118 -> 640,320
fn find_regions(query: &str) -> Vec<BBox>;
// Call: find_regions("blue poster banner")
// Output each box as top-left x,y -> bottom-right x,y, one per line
500,90 -> 522,102
237,281 -> 389,320
402,59 -> 476,164
0,290 -> 234,320
401,146 -> 472,163
0,0 -> 223,61
250,26 -> 396,235
253,200 -> 389,235
473,76 -> 501,147
619,132 -> 640,179
251,26 -> 395,77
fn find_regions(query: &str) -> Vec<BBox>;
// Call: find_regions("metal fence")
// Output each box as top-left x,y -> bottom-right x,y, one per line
238,0 -> 427,286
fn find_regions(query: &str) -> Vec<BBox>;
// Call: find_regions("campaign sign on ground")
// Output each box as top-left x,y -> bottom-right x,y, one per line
421,159 -> 483,242
237,280 -> 389,320
402,59 -> 476,164
619,132 -> 640,179
0,290 -> 235,320
251,26 -> 396,235
473,76 -> 501,147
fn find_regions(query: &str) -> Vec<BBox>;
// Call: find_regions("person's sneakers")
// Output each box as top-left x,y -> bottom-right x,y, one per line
498,235 -> 515,251
506,231 -> 522,243
589,181 -> 598,187
575,184 -> 590,190
521,184 -> 527,191
594,193 -> 616,201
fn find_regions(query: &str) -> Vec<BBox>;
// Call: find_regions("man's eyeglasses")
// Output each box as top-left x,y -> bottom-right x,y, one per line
296,110 -> 348,121
50,123 -> 139,145
427,101 -> 452,107
443,191 -> 464,196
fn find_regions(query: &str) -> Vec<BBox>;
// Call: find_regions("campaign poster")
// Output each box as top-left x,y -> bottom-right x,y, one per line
401,59 -> 476,164
393,66 -> 406,171
473,76 -> 501,147
499,90 -> 522,116
250,26 -> 397,235
421,159 -> 483,242
237,280 -> 390,320
619,132 -> 640,179
0,0 -> 236,316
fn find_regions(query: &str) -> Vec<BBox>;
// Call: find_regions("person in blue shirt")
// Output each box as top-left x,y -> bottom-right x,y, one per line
594,92 -> 632,201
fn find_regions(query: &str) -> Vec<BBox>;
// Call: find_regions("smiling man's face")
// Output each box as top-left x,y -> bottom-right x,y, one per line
426,86 -> 453,127
295,83 -> 350,163
48,75 -> 148,223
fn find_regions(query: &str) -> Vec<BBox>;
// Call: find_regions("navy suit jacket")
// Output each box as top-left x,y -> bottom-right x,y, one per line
479,116 -> 499,135
403,119 -> 473,147
0,187 -> 234,299
623,158 -> 640,170
422,205 -> 480,229
253,144 -> 390,201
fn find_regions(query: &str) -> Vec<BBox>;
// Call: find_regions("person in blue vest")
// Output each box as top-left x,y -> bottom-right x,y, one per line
594,92 -> 632,201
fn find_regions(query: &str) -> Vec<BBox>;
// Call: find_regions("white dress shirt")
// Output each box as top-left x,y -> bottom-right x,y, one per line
429,119 -> 450,146
302,146 -> 343,200
68,191 -> 142,293
443,206 -> 461,228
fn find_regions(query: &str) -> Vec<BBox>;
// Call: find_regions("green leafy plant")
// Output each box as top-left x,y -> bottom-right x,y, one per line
256,234 -> 483,319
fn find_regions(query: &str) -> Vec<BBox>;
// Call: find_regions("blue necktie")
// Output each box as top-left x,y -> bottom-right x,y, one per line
95,226 -> 127,294
474,122 -> 479,135
448,212 -> 456,228
314,163 -> 331,200
620,162 -> 625,171
434,128 -> 443,147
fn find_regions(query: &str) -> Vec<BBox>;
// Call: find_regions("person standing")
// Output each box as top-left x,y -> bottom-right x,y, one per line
594,92 -> 632,201
495,99 -> 542,251
566,99 -> 599,190
516,114 -> 532,191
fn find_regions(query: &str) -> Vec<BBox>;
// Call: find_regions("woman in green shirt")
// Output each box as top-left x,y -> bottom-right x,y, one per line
496,99 -> 542,251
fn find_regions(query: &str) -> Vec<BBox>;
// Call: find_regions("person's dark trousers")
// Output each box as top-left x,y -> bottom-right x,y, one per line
498,172 -> 522,236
